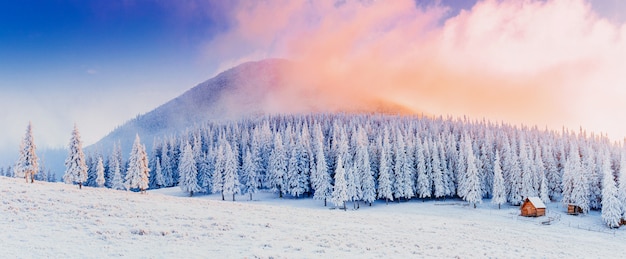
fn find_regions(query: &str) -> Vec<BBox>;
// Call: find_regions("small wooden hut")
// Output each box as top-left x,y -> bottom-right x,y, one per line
567,204 -> 583,215
521,197 -> 546,217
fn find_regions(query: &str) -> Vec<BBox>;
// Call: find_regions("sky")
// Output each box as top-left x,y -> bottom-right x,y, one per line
2,0 -> 626,166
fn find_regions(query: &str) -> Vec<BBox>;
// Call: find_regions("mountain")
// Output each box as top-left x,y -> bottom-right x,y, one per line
88,58 -> 413,154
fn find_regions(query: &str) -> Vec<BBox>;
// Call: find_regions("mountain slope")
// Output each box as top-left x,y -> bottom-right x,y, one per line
90,59 -> 290,153
90,59 -> 412,154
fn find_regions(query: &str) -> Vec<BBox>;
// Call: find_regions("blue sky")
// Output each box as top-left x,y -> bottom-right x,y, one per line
1,0 -> 625,167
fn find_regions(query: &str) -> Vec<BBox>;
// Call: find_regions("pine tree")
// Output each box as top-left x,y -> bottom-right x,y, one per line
268,134 -> 287,198
462,134 -> 482,208
242,148 -> 259,201
355,128 -> 375,206
16,122 -> 39,183
160,144 -> 174,187
222,142 -> 241,201
601,151 -> 622,228
331,156 -> 348,210
154,157 -> 166,188
178,143 -> 200,197
311,133 -> 332,206
95,156 -> 106,187
63,124 -> 88,189
125,134 -> 150,193
415,137 -> 430,199
492,151 -> 506,209
618,150 -> 626,221
431,138 -> 445,199
109,158 -> 124,190
378,128 -> 393,204
213,142 -> 226,200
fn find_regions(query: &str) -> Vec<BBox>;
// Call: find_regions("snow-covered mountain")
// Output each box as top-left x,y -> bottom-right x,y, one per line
89,59 -> 411,154
89,59 -> 289,153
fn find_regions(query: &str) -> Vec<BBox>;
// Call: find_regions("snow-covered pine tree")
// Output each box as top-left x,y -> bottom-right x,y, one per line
355,127 -> 375,206
16,122 -> 39,183
462,134 -> 482,208
331,156 -> 348,210
95,156 -> 105,187
287,143 -> 301,197
125,134 -> 150,193
542,139 -> 560,201
492,151 -> 506,209
518,135 -> 535,199
505,140 -> 523,205
212,142 -> 226,200
178,143 -> 201,197
160,143 -> 174,187
242,147 -> 259,201
618,150 -> 626,220
415,136 -> 430,199
539,170 -> 550,204
601,150 -> 622,228
63,124 -> 88,189
479,136 -> 494,198
431,138 -> 446,199
312,132 -> 332,206
154,157 -> 166,188
570,156 -> 590,214
222,142 -> 241,201
562,142 -> 581,207
268,134 -> 287,198
109,157 -> 124,190
378,128 -> 393,204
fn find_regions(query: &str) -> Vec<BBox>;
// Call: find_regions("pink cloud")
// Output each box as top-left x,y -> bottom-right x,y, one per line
205,0 -> 626,139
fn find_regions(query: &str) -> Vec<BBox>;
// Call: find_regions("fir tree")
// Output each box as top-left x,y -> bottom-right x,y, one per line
378,128 -> 393,204
154,157 -> 166,188
16,122 -> 39,183
619,150 -> 626,221
355,128 -> 375,206
242,147 -> 259,201
415,137 -> 430,199
311,133 -> 332,206
125,134 -> 150,193
331,156 -> 348,210
95,156 -> 106,187
212,143 -> 226,200
178,143 -> 200,197
222,142 -> 241,201
63,124 -> 88,189
492,151 -> 506,209
601,151 -> 622,228
268,134 -> 287,198
109,158 -> 124,190
462,134 -> 482,208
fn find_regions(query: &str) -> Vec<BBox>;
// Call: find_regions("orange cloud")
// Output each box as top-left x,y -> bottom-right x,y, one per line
206,0 -> 626,139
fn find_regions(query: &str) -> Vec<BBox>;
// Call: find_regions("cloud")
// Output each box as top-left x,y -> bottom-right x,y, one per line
204,0 -> 626,139
87,69 -> 98,75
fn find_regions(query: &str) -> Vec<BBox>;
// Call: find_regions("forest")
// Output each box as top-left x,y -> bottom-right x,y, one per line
4,113 -> 626,228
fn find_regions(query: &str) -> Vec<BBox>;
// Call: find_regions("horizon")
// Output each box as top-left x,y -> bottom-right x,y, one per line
2,0 -> 626,166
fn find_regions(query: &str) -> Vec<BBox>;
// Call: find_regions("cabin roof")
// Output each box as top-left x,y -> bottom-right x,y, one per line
525,197 -> 546,209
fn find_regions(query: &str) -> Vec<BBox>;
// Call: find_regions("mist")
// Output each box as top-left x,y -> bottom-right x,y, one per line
204,0 -> 626,140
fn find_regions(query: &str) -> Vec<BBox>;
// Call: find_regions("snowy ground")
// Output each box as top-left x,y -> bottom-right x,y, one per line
1,176 -> 624,258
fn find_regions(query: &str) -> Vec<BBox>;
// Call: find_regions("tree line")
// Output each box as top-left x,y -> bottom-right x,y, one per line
4,114 -> 626,228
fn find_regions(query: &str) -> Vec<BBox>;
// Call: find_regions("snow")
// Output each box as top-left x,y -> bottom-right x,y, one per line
1,176 -> 624,258
526,197 -> 546,209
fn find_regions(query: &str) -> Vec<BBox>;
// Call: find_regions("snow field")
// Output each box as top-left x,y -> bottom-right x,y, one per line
1,176 -> 624,258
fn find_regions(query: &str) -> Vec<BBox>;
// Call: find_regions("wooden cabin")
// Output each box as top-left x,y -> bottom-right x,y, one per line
567,204 -> 583,215
521,197 -> 546,217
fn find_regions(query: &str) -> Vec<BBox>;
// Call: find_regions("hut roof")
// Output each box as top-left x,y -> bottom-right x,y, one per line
525,197 -> 546,209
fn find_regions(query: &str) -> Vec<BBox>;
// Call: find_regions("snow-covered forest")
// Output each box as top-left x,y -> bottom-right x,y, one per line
3,113 -> 626,227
